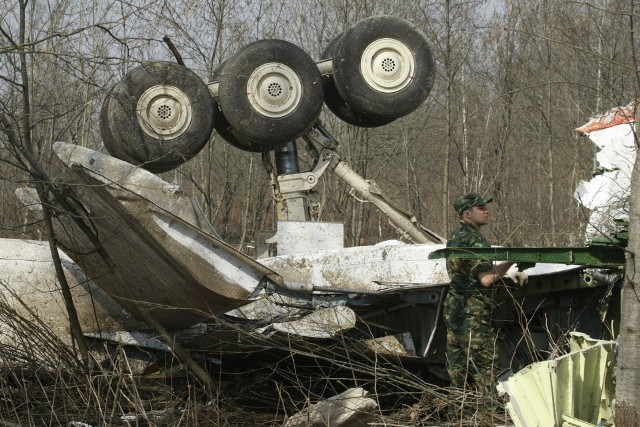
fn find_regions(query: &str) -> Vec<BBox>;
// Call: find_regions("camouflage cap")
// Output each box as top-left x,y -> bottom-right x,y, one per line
453,192 -> 493,215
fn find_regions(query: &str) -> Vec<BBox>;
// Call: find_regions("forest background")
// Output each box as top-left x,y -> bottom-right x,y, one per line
0,0 -> 636,252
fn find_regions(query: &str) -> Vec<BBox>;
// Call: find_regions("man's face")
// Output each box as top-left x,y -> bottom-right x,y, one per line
464,204 -> 489,227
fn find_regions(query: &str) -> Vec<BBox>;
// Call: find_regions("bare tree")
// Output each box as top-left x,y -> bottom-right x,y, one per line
616,0 -> 640,420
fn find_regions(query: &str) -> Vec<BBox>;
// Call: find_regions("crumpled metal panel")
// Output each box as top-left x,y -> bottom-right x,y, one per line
257,305 -> 356,338
497,333 -> 616,427
284,387 -> 377,427
362,332 -> 417,357
574,107 -> 636,240
49,142 -> 282,329
0,239 -> 148,346
260,240 -> 450,293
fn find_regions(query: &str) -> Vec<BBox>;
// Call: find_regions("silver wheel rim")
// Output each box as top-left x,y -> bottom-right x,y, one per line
247,62 -> 302,118
136,85 -> 192,140
360,38 -> 414,93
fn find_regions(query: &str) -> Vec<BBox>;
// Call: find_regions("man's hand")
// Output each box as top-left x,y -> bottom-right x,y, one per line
505,265 -> 528,287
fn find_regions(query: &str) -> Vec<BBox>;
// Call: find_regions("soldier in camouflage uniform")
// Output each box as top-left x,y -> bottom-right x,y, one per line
444,192 -> 515,407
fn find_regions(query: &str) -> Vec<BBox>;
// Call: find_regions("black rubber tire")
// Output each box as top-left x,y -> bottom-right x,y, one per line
217,39 -> 323,147
211,62 -> 264,152
99,87 -> 139,164
331,16 -> 435,121
321,33 -> 395,127
100,61 -> 215,173
212,103 -> 265,152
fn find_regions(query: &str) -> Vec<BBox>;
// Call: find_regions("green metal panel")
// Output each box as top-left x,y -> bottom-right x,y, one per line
428,246 -> 625,267
497,334 -> 616,427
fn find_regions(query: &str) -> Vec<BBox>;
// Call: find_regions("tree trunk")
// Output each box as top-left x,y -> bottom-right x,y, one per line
461,62 -> 469,193
615,0 -> 640,420
441,0 -> 452,236
616,116 -> 640,425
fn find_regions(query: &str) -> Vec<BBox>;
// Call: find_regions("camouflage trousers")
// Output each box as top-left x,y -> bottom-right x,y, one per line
443,292 -> 500,399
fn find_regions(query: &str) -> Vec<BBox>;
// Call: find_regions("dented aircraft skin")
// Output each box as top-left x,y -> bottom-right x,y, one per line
259,241 -> 450,293
43,142 -> 281,329
0,239 -> 148,347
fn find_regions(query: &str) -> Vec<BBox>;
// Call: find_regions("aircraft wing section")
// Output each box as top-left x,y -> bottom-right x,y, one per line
49,142 -> 281,329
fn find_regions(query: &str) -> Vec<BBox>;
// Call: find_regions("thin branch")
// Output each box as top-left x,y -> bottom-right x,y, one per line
163,35 -> 185,66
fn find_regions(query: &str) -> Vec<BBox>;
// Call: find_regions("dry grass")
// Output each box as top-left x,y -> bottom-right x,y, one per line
0,289 -> 516,426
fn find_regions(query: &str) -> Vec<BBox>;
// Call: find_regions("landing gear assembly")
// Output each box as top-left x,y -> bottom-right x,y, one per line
100,16 -> 435,170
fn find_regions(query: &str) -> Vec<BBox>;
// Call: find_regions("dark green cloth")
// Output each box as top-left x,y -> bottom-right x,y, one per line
443,220 -> 500,406
446,221 -> 493,297
453,192 -> 493,215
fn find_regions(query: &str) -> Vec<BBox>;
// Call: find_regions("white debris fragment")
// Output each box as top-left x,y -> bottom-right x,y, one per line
226,293 -> 307,322
0,239 -> 147,348
83,330 -> 170,351
574,102 -> 636,240
284,387 -> 377,427
362,332 -> 417,357
257,306 -> 356,338
260,241 -> 449,293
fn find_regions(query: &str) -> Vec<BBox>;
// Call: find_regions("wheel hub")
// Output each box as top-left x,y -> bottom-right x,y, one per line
360,38 -> 415,93
136,85 -> 192,140
247,63 -> 302,118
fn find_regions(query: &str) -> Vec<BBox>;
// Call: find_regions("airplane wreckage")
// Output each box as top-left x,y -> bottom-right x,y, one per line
0,15 -> 633,426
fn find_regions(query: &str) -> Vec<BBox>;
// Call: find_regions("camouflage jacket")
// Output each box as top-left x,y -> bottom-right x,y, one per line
446,221 -> 493,298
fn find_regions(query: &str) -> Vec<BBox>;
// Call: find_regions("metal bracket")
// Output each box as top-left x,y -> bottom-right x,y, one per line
299,123 -> 444,244
276,149 -> 333,195
302,123 -> 340,152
